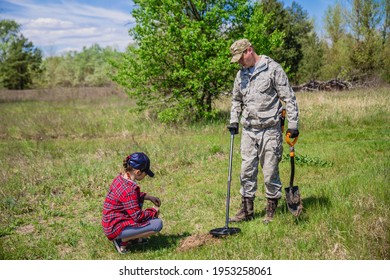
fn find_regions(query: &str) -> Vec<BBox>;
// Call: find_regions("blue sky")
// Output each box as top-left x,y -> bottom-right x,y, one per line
0,0 -> 337,56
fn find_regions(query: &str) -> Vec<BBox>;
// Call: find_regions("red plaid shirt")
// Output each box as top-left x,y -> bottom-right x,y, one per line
101,174 -> 158,240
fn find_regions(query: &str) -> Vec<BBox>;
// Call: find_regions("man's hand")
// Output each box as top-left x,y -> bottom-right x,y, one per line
227,123 -> 239,135
286,129 -> 299,138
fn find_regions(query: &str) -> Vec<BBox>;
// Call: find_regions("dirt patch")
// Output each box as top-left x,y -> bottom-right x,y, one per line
177,233 -> 221,252
16,224 -> 35,234
58,245 -> 73,259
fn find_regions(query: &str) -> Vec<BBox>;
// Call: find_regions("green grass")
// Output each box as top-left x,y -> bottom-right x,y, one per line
0,87 -> 389,260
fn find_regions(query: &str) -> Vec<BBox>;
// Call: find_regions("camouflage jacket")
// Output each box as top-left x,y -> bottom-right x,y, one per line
230,56 -> 299,130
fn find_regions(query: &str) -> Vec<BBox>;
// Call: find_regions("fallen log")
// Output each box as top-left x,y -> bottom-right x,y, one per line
293,79 -> 350,92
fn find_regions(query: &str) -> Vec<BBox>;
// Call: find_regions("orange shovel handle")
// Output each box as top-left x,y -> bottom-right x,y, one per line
286,132 -> 298,147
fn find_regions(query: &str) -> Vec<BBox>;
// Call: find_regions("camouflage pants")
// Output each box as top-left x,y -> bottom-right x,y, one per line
239,124 -> 283,199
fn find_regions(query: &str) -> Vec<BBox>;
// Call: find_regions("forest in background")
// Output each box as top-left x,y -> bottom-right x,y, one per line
1,0 -> 389,122
0,0 -> 390,89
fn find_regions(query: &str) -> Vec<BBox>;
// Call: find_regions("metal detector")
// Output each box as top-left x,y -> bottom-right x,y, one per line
210,129 -> 241,237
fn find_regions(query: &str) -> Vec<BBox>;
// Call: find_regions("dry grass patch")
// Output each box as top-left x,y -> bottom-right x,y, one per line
177,233 -> 221,252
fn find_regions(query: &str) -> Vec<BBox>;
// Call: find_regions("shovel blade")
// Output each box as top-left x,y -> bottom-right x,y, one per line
285,186 -> 303,217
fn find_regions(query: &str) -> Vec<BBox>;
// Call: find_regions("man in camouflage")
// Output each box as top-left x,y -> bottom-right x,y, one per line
227,39 -> 299,224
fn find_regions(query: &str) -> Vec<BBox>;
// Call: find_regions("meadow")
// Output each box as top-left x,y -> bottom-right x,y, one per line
0,86 -> 389,260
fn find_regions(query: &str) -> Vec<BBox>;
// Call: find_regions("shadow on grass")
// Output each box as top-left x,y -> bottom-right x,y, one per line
253,195 -> 331,223
301,195 -> 331,209
124,232 -> 191,253
283,195 -> 331,224
194,109 -> 230,125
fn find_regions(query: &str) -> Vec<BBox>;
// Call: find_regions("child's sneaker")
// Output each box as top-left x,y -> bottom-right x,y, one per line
113,238 -> 149,254
112,239 -> 130,254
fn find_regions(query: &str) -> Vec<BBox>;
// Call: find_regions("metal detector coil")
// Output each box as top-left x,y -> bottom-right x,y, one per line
210,226 -> 240,237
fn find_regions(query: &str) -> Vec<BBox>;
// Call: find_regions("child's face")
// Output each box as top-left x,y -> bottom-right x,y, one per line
134,169 -> 147,181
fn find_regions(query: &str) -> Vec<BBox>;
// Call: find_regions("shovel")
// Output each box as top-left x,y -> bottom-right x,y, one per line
285,132 -> 303,217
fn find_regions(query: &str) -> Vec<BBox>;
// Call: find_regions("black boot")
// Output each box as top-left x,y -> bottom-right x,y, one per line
229,196 -> 254,222
263,198 -> 278,224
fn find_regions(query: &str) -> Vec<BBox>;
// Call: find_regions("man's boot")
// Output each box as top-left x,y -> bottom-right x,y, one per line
263,198 -> 278,224
229,196 -> 254,222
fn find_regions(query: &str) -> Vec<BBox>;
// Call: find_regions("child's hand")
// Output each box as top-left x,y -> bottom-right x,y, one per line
152,196 -> 161,207
145,195 -> 161,207
153,206 -> 159,217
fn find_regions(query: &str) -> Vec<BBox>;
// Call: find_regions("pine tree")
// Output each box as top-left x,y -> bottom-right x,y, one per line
0,19 -> 42,89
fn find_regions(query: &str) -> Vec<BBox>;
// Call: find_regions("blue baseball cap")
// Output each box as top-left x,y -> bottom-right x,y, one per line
127,152 -> 154,177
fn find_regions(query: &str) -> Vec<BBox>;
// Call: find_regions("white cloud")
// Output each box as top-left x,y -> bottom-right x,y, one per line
28,18 -> 75,29
61,2 -> 133,23
1,0 -> 135,56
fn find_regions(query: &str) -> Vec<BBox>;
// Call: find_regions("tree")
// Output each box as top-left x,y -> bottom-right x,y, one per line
379,0 -> 390,82
0,19 -> 20,88
113,0 -> 284,123
296,31 -> 324,83
0,19 -> 20,60
0,19 -> 42,89
40,44 -> 119,87
243,3 -> 284,56
382,0 -> 390,44
258,0 -> 314,83
319,0 -> 389,82
324,1 -> 346,45
347,0 -> 383,78
321,3 -> 352,80
380,36 -> 390,82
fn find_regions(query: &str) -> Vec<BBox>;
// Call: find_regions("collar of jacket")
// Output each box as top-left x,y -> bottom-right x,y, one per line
242,55 -> 270,78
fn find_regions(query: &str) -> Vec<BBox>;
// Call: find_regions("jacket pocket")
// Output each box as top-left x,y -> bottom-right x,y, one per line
255,77 -> 272,93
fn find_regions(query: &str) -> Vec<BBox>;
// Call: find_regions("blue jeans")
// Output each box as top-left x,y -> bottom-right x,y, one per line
117,218 -> 163,240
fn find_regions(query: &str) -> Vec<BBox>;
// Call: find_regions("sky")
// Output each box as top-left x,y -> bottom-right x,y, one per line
0,0 -> 337,57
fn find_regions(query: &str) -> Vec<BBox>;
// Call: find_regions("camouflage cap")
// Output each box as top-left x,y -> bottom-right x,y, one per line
230,39 -> 251,63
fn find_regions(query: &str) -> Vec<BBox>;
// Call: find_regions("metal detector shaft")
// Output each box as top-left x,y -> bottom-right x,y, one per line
225,131 -> 235,228
209,129 -> 241,237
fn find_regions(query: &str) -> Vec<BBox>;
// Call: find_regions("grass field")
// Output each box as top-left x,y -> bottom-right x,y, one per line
0,86 -> 389,260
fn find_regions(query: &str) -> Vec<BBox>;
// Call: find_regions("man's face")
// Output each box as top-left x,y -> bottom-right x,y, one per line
238,47 -> 255,68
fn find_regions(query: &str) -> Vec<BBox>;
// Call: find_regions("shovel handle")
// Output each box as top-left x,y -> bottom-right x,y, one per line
286,132 -> 298,147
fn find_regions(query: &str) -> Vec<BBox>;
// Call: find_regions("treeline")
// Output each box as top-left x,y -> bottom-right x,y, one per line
0,20 -> 120,89
1,0 -> 389,90
260,0 -> 390,85
112,0 -> 390,123
313,0 -> 390,84
38,45 -> 120,88
1,0 -> 389,122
